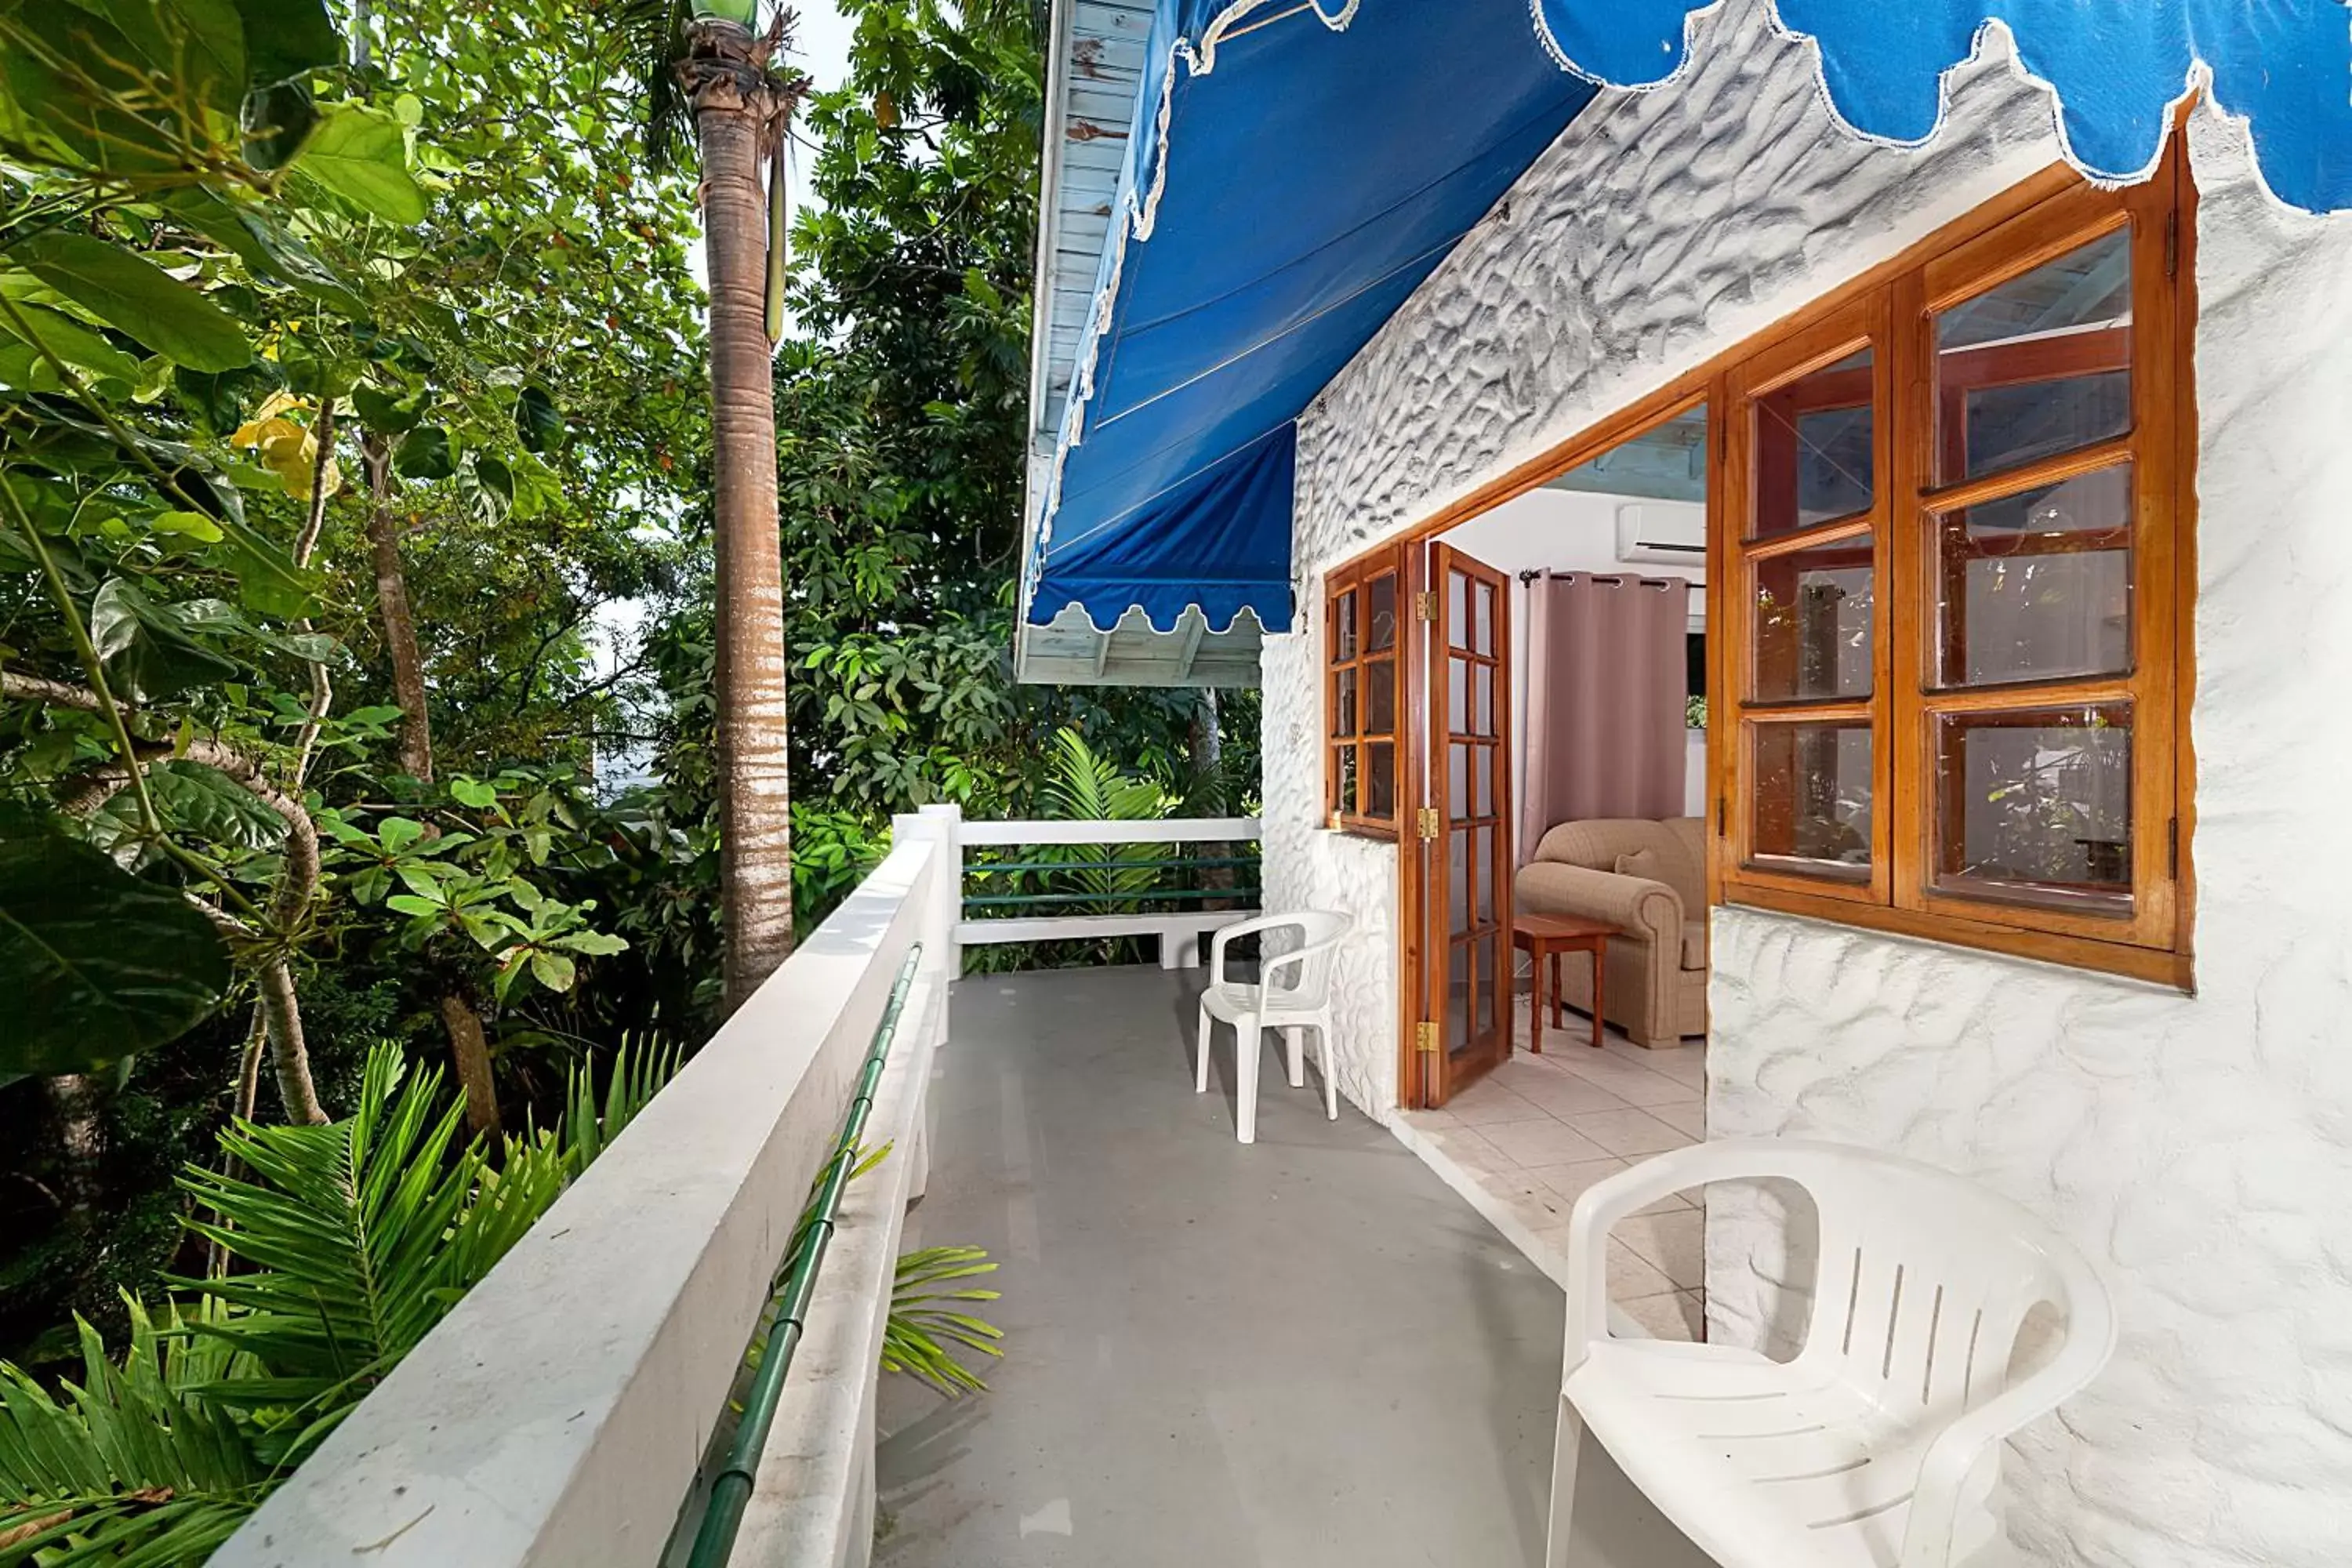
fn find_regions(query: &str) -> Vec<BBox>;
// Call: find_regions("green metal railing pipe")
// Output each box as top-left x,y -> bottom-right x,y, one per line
962,887 -> 1262,911
965,855 -> 1260,876
686,942 -> 923,1568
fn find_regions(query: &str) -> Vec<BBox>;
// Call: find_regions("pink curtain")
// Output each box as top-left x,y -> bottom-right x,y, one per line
1519,574 -> 1691,860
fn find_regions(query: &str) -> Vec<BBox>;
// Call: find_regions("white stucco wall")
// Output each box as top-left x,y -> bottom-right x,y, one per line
1263,3 -> 2352,1564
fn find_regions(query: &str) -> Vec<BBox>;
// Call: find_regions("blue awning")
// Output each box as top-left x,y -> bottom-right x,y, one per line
1024,0 -> 2352,644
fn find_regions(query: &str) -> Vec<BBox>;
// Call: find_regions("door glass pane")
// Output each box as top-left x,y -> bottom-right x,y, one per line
1448,741 -> 1468,815
1936,227 -> 2132,484
1934,464 -> 2133,688
1934,704 -> 2132,914
1475,582 -> 1497,656
1330,667 -> 1357,738
1474,662 -> 1495,734
1366,741 -> 1396,821
1474,747 -> 1494,818
1754,347 -> 1873,539
1336,746 -> 1357,815
1367,574 -> 1399,653
1448,571 -> 1468,648
1445,940 -> 1469,1049
1751,535 -> 1874,702
1447,829 -> 1469,937
1367,659 -> 1396,734
1472,826 -> 1495,925
1449,655 -> 1467,724
1332,588 -> 1358,661
1751,721 -> 1872,880
1472,933 -> 1496,1039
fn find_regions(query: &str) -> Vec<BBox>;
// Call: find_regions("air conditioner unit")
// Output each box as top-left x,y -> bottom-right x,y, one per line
1616,501 -> 1706,566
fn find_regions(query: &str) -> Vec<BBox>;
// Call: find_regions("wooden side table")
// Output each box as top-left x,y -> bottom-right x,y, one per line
1512,913 -> 1613,1051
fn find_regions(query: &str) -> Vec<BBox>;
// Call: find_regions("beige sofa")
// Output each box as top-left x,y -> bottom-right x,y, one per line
1515,818 -> 1708,1047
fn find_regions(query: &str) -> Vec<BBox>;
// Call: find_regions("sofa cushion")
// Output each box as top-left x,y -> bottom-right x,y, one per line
1534,817 -> 1707,913
1614,848 -> 1664,882
1680,920 -> 1707,970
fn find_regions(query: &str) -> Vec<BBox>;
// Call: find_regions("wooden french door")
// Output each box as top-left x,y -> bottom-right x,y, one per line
1417,543 -> 1515,1105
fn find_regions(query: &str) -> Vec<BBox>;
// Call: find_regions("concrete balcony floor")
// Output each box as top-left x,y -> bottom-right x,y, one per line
871,964 -> 1679,1568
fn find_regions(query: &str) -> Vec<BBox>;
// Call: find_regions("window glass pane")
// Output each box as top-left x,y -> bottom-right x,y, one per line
1337,746 -> 1357,815
1332,588 -> 1358,661
1751,721 -> 1872,880
1751,535 -> 1874,702
1366,741 -> 1396,821
1934,704 -> 2132,913
1753,347 -> 1873,539
1367,659 -> 1396,734
1936,227 -> 2133,484
1934,465 -> 2133,688
1331,667 -> 1357,738
1367,575 -> 1398,653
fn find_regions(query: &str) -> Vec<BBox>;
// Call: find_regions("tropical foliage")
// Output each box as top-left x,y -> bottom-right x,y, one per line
0,1038 -> 674,1563
0,0 -> 1254,1534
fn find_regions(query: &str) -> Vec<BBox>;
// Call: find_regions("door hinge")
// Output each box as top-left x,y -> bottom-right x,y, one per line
2165,209 -> 2180,280
1415,1021 -> 1439,1054
2168,815 -> 2180,878
1414,590 -> 1438,622
1417,806 -> 1440,840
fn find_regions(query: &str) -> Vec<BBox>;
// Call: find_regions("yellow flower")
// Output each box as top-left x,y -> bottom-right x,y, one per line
231,391 -> 343,501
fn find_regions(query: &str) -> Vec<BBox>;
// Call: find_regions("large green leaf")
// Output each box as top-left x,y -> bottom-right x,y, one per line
515,383 -> 562,452
0,812 -> 233,1076
293,104 -> 427,224
0,299 -> 143,386
240,76 -> 318,169
230,0 -> 341,86
394,423 -> 453,480
75,0 -> 249,114
13,232 -> 252,372
90,576 -> 241,701
146,759 -> 289,851
0,7 -> 185,174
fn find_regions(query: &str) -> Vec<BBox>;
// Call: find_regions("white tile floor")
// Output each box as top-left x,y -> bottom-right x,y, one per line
1401,1016 -> 1708,1341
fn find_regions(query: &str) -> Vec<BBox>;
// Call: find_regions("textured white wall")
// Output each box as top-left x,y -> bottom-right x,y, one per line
1266,0 -> 2067,1124
1266,2 -> 2352,1563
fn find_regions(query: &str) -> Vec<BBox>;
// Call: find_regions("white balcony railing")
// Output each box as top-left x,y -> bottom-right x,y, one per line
208,807 -> 1259,1568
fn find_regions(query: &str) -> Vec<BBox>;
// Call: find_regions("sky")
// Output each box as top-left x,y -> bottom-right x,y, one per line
791,2 -> 858,97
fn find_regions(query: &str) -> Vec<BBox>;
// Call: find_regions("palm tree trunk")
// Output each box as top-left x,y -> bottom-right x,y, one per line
361,431 -> 434,783
684,18 -> 795,1010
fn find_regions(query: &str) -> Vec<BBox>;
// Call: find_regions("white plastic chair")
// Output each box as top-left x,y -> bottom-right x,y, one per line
1194,911 -> 1352,1144
1547,1139 -> 2116,1568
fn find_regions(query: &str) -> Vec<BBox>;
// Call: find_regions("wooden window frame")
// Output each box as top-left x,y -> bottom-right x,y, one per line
1324,544 -> 1408,838
1713,156 -> 2195,988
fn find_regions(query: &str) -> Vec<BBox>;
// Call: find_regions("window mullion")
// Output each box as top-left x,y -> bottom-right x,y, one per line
1887,273 -> 1930,913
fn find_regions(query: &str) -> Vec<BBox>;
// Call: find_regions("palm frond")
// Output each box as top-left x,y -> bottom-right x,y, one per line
612,0 -> 695,172
173,1047 -> 484,1465
0,1299 -> 269,1566
883,1246 -> 1002,1397
1040,729 -> 1169,912
560,1033 -> 683,1174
